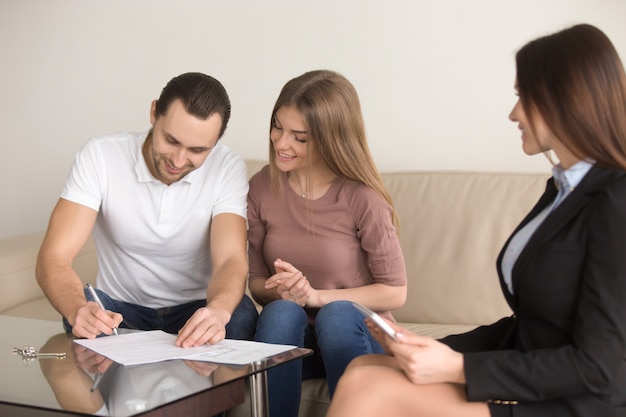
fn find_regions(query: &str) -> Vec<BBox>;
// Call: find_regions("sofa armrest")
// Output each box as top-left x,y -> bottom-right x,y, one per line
0,231 -> 98,318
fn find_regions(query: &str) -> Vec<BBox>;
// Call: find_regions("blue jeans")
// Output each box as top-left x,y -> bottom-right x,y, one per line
255,300 -> 384,417
64,288 -> 258,340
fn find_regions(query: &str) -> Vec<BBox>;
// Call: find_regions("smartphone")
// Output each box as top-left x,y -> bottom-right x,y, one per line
352,302 -> 399,342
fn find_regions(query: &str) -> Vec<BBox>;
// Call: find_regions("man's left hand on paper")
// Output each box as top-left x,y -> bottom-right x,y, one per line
176,305 -> 231,348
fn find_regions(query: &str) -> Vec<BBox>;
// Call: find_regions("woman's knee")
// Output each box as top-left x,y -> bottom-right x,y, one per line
316,300 -> 362,329
329,369 -> 388,417
255,300 -> 308,343
346,353 -> 389,371
334,364 -> 392,406
260,300 -> 307,321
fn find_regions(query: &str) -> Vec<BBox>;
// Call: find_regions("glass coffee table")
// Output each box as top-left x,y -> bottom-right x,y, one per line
0,315 -> 311,417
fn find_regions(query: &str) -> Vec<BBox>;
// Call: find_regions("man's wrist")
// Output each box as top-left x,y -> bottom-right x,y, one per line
203,303 -> 232,326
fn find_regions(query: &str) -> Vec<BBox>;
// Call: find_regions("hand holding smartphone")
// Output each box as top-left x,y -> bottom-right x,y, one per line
352,302 -> 399,342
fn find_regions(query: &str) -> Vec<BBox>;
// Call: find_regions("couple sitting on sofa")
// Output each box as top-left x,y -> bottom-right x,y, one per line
36,69 -> 406,417
36,23 -> 626,417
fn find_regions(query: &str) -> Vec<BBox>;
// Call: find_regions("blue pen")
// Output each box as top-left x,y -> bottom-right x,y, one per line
86,282 -> 119,336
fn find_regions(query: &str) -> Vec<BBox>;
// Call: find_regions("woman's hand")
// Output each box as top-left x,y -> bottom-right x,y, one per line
389,331 -> 465,385
264,259 -> 315,306
364,318 -> 396,353
366,319 -> 465,385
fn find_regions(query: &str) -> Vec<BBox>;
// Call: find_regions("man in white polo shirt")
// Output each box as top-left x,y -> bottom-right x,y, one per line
36,72 -> 257,348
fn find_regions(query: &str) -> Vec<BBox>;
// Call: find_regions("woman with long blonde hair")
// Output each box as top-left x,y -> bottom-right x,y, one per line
247,70 -> 407,417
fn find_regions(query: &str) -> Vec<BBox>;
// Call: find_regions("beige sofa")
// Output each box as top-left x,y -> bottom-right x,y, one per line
0,159 -> 549,417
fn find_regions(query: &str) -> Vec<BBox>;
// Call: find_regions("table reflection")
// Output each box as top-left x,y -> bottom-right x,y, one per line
38,333 -> 244,416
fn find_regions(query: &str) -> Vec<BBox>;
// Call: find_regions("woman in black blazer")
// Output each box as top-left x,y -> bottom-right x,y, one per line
327,24 -> 626,417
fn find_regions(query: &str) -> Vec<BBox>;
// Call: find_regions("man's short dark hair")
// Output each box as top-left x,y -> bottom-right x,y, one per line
155,72 -> 231,138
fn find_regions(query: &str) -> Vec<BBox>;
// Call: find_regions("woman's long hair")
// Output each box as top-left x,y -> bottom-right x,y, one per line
268,70 -> 399,227
516,24 -> 626,169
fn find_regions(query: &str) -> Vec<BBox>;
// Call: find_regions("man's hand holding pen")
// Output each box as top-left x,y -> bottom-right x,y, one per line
72,302 -> 123,339
71,283 -> 123,339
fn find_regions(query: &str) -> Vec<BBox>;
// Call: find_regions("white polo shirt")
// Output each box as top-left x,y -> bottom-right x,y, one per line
61,131 -> 248,308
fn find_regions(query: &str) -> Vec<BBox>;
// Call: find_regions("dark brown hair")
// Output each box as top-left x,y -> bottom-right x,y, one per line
155,72 -> 231,139
516,24 -> 626,169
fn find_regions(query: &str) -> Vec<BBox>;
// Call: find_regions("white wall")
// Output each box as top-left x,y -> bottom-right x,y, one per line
2,0 -> 626,239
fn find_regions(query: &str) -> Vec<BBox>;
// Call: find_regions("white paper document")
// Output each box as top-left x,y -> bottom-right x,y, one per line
73,330 -> 297,366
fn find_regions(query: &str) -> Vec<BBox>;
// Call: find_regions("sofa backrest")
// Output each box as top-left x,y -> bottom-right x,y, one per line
0,160 -> 549,329
384,170 -> 548,325
245,161 -> 549,327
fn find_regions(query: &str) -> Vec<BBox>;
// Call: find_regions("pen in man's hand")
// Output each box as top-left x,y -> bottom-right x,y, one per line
86,282 -> 119,336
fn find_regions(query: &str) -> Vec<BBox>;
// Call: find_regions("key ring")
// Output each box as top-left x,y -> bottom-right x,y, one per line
12,346 -> 66,366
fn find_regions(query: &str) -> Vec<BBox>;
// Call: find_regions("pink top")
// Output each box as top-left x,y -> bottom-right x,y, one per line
247,165 -> 407,321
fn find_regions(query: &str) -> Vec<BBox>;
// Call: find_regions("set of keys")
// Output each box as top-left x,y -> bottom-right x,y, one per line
12,346 -> 66,365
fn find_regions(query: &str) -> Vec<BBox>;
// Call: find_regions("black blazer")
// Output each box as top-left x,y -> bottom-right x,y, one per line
442,165 -> 626,417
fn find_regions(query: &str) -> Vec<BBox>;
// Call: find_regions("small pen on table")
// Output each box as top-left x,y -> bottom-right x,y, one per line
86,282 -> 119,336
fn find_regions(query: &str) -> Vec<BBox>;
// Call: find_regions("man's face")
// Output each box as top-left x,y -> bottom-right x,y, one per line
146,99 -> 222,185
